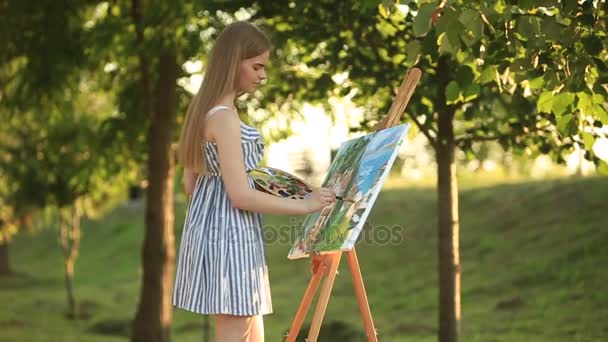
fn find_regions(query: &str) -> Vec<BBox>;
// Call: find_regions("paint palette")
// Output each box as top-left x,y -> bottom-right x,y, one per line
249,167 -> 314,199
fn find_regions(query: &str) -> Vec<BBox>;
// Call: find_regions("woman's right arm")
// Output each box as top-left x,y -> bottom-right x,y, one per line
183,168 -> 198,196
209,109 -> 335,215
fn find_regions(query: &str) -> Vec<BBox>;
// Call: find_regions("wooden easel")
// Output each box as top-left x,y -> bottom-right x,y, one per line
285,68 -> 422,342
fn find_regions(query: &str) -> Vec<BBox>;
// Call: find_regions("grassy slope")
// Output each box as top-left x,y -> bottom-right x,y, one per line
1,176 -> 606,341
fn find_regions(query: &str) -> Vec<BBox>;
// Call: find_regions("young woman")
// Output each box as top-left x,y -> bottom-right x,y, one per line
173,21 -> 336,342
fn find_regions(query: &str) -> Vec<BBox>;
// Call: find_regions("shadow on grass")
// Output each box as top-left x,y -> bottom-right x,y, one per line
0,271 -> 59,289
287,320 -> 366,341
88,318 -> 131,337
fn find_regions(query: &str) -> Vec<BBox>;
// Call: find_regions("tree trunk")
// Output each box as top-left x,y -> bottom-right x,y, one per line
0,240 -> 10,275
64,254 -> 77,318
436,56 -> 461,342
60,204 -> 81,319
131,49 -> 178,342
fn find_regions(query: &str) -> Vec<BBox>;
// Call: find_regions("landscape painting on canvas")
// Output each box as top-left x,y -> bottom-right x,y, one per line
288,124 -> 410,259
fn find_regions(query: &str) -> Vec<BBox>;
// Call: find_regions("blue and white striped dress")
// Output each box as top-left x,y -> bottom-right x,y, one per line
172,105 -> 273,316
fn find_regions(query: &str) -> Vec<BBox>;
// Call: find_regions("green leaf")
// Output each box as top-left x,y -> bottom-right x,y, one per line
551,92 -> 575,116
406,40 -> 421,64
413,3 -> 436,37
437,32 -> 456,55
435,6 -> 458,33
420,32 -> 437,56
543,70 -> 559,90
536,0 -> 558,9
582,132 -> 595,149
111,5 -> 121,16
577,92 -> 593,114
516,15 -> 541,41
459,9 -> 483,41
590,95 -> 608,123
461,31 -> 477,47
541,17 -> 563,41
456,66 -> 475,88
529,76 -> 544,90
492,0 -> 506,14
585,65 -> 599,90
592,94 -> 605,103
518,0 -> 533,10
392,53 -> 406,65
442,14 -> 465,49
360,0 -> 380,10
591,104 -> 608,123
478,65 -> 499,84
556,114 -> 577,136
463,83 -> 480,102
379,3 -> 391,18
537,91 -> 553,113
510,59 -> 526,72
598,160 -> 608,175
445,81 -> 461,104
582,35 -> 603,56
438,32 -> 458,55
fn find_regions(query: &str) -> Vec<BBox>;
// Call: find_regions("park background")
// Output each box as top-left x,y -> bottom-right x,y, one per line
1,1 -> 607,341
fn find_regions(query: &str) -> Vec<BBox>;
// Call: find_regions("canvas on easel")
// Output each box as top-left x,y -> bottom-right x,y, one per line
288,124 -> 410,259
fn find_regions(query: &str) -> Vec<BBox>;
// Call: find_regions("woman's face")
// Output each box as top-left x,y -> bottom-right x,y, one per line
237,50 -> 269,93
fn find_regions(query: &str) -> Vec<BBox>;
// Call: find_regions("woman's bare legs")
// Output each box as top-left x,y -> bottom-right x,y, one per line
213,314 -> 264,342
248,315 -> 264,341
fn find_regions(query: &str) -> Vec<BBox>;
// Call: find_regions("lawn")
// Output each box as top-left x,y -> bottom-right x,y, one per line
1,175 -> 606,341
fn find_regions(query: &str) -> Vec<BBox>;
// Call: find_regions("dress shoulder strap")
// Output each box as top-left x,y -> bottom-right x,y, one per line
206,105 -> 235,120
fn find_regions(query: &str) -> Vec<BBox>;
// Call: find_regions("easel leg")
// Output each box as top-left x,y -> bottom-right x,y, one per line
307,253 -> 342,341
347,248 -> 378,341
285,259 -> 325,342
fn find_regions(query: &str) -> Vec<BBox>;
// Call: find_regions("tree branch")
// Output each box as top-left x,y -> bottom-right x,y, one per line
405,110 -> 438,149
455,122 -> 555,147
455,133 -> 507,145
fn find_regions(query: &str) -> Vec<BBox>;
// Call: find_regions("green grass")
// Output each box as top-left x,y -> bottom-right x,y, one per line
1,175 -> 607,341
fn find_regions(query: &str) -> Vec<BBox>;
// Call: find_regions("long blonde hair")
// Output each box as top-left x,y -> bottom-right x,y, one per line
178,21 -> 271,173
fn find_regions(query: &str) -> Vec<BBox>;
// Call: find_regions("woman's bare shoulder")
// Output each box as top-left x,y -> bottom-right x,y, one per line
205,107 -> 241,143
